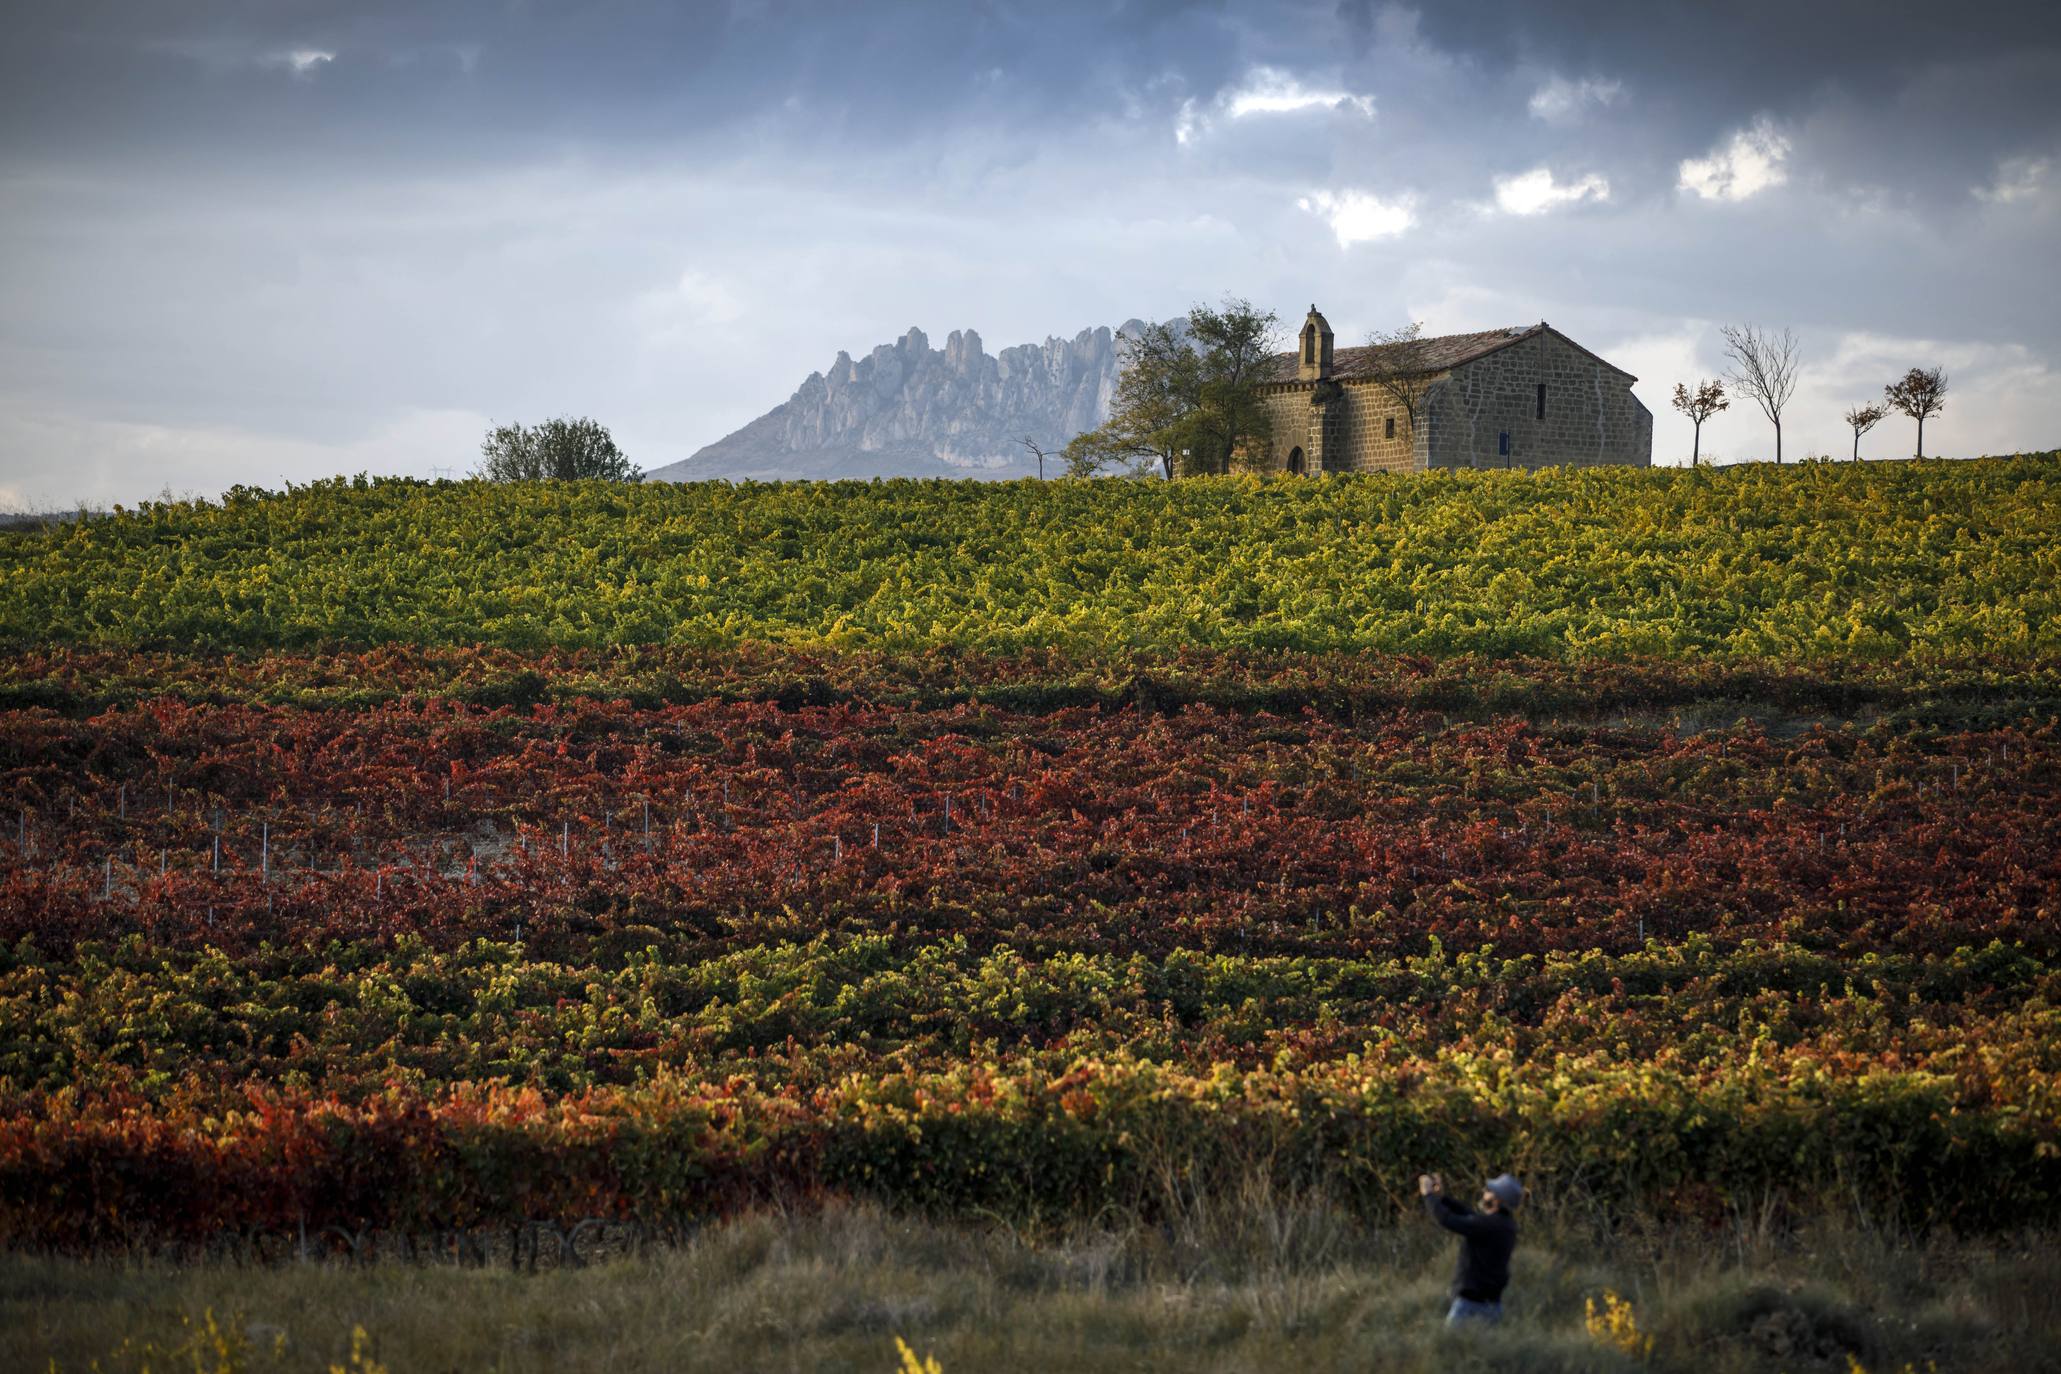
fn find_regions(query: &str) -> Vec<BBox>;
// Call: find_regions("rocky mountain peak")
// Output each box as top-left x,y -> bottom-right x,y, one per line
647,319 -> 1160,483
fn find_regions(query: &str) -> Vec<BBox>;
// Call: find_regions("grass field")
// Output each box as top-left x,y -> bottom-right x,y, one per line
11,1203 -> 2060,1373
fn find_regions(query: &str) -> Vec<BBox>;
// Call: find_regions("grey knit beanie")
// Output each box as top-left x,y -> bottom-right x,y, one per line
1485,1174 -> 1525,1209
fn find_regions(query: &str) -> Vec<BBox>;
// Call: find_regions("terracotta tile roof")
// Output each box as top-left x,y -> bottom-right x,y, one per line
1257,322 -> 1630,385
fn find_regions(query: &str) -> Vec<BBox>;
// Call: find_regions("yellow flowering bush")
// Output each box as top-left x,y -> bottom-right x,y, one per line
1585,1290 -> 1653,1359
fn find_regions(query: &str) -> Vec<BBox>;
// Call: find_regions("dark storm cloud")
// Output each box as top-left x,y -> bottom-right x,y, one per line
1384,0 -> 2058,117
2,1 -> 2059,505
11,0 -> 2054,203
1380,0 -> 2061,200
0,0 -> 1242,169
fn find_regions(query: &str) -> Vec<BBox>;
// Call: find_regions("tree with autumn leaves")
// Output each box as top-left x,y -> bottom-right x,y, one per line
1670,379 -> 1728,467
1885,366 -> 1949,458
1844,402 -> 1886,462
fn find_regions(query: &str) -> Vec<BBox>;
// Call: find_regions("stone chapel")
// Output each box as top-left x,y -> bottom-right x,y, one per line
1247,306 -> 1653,473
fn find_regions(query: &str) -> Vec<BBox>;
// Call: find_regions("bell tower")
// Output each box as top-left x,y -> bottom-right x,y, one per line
1297,304 -> 1334,382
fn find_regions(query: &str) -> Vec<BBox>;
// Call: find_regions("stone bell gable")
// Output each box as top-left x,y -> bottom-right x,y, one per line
1251,313 -> 1653,474
1295,304 -> 1335,382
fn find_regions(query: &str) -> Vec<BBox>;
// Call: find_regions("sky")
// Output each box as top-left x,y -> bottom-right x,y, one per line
2,0 -> 2058,507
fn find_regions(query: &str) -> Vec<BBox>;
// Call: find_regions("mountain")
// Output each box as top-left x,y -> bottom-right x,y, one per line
645,322 -> 1150,483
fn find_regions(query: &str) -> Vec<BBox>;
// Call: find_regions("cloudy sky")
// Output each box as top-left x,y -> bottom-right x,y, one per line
3,0 -> 2058,506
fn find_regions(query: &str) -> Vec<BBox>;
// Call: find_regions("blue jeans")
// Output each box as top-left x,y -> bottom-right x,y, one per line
1447,1296 -> 1503,1326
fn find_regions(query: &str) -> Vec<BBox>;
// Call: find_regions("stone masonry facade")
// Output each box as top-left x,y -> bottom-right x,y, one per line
1250,309 -> 1652,474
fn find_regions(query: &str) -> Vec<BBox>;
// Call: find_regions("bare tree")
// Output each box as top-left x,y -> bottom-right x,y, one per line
1843,403 -> 1886,462
1361,323 -> 1439,440
1719,325 -> 1801,464
1020,436 -> 1058,480
1883,367 -> 1948,458
1670,379 -> 1728,467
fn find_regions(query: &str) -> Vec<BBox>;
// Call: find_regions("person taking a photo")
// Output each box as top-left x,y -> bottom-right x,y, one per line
1419,1171 -> 1524,1326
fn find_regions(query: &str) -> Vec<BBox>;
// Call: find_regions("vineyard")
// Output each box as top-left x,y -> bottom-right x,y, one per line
2,462 -> 2059,1275
2,455 -> 2057,656
3,644 -> 2059,1252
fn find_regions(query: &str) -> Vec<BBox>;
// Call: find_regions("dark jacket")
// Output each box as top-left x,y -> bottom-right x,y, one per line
1425,1194 -> 1517,1303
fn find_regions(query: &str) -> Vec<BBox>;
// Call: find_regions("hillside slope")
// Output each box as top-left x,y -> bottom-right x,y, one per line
3,455 -> 2056,657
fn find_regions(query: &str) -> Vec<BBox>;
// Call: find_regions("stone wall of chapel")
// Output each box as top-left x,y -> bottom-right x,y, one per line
1320,383 -> 1422,473
1252,387 -> 1321,472
1421,333 -> 1653,470
1252,383 -> 1423,474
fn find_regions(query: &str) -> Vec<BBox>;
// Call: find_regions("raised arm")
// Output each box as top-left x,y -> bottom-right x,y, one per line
1424,1192 -> 1495,1236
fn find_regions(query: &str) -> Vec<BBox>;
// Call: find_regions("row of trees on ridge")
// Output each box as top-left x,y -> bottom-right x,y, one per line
1672,325 -> 1948,466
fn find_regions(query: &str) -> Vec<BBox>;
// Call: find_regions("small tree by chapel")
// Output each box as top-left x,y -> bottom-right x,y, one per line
1064,299 -> 1279,478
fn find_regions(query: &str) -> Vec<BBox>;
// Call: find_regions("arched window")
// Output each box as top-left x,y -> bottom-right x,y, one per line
1287,447 -> 1307,475
1302,328 -> 1316,364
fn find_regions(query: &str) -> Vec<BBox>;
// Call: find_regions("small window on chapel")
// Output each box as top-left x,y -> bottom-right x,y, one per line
1536,383 -> 1547,419
1385,416 -> 1396,440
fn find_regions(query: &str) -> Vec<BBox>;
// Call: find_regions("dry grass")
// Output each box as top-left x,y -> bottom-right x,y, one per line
6,1200 -> 2056,1373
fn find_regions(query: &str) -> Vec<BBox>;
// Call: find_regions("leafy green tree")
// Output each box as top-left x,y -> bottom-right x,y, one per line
1064,320 -> 1196,478
1183,299 -> 1282,474
476,417 -> 641,482
1064,300 -> 1279,478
